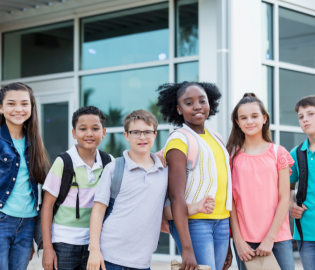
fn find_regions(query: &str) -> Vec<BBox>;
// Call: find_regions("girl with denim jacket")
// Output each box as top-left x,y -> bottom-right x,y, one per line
0,83 -> 49,270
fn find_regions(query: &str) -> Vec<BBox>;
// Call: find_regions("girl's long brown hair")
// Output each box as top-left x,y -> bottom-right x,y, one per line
0,83 -> 50,184
226,93 -> 273,170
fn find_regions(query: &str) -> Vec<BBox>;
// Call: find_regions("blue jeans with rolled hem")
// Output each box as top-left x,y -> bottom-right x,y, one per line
297,240 -> 315,270
233,240 -> 295,270
0,212 -> 36,270
104,261 -> 151,270
169,218 -> 230,270
53,243 -> 89,270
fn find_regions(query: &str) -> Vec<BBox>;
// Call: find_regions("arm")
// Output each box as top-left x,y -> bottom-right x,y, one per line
163,195 -> 215,220
41,192 -> 58,270
87,202 -> 107,270
167,149 -> 198,270
230,198 -> 255,261
290,183 -> 307,219
256,166 -> 291,256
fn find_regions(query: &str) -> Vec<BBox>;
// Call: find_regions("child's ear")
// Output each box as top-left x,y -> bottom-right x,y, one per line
72,128 -> 76,139
176,105 -> 182,115
102,128 -> 106,138
123,132 -> 129,142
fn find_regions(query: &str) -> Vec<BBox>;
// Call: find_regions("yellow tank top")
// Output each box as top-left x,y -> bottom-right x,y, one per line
165,129 -> 230,219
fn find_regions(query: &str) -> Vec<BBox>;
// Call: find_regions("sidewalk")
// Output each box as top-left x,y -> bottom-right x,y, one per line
28,253 -> 303,270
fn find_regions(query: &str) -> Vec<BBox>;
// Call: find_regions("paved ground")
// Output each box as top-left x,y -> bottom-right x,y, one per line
28,253 -> 303,270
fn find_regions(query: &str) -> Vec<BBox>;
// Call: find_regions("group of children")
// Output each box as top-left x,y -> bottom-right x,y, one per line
0,81 -> 314,270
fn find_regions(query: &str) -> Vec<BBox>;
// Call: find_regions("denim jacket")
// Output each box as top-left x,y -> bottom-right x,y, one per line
0,122 -> 38,211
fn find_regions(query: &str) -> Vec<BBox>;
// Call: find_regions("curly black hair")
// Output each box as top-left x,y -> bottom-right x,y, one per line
72,106 -> 106,129
156,81 -> 222,126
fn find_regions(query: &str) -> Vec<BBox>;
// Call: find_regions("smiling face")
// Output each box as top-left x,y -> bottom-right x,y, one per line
297,106 -> 315,136
0,90 -> 32,128
124,119 -> 157,155
177,85 -> 210,130
72,114 -> 106,150
236,102 -> 267,136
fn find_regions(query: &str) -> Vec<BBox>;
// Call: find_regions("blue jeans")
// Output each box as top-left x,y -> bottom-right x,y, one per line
297,240 -> 315,270
53,243 -> 89,270
105,261 -> 150,270
233,240 -> 295,270
169,218 -> 230,270
0,212 -> 36,270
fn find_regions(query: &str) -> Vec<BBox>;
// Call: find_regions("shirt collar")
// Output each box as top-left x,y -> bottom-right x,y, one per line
68,145 -> 103,170
123,150 -> 164,171
301,138 -> 310,152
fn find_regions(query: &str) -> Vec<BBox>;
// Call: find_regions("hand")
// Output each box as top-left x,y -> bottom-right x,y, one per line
223,244 -> 233,270
29,243 -> 35,261
180,249 -> 198,270
256,237 -> 274,257
197,195 -> 215,214
290,203 -> 307,219
42,247 -> 58,270
87,249 -> 106,270
234,238 -> 255,262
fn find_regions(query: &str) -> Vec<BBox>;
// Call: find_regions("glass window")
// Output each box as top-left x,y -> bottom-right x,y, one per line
81,3 -> 169,70
81,66 -> 169,126
279,69 -> 315,126
176,61 -> 199,83
155,233 -> 170,254
280,131 -> 307,152
261,65 -> 274,123
176,0 -> 199,57
270,130 -> 275,142
261,2 -> 273,60
2,21 -> 73,80
279,8 -> 315,68
99,130 -> 170,157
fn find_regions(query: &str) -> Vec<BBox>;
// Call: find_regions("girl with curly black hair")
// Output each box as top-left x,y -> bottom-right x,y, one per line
157,82 -> 233,270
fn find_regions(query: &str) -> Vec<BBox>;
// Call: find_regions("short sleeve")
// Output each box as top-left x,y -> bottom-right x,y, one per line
94,162 -> 114,207
42,157 -> 64,198
164,139 -> 187,158
276,145 -> 295,174
290,147 -> 299,183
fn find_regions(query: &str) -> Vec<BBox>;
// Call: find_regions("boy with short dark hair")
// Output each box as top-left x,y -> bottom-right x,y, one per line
290,95 -> 315,270
41,106 -> 114,270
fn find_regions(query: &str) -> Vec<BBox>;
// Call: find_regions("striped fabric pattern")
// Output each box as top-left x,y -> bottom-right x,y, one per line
43,145 -> 108,245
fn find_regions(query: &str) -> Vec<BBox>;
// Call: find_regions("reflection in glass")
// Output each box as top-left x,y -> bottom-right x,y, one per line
270,130 -> 275,142
2,21 -> 73,80
261,2 -> 273,60
261,65 -> 274,123
81,66 -> 168,126
99,130 -> 170,158
176,62 -> 199,83
42,102 -> 69,162
155,233 -> 170,254
280,69 -> 315,126
279,8 -> 315,68
176,0 -> 199,57
81,3 -> 169,70
280,132 -> 307,152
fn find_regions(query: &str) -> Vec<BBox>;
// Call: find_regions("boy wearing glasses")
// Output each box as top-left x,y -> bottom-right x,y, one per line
87,110 -> 168,270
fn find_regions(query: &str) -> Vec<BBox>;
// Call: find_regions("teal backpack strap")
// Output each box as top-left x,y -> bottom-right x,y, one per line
110,157 -> 125,199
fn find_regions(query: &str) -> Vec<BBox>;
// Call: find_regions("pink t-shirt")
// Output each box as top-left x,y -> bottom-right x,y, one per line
231,144 -> 294,243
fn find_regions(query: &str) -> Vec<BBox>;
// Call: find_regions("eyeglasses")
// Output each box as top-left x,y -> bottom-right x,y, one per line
128,130 -> 156,138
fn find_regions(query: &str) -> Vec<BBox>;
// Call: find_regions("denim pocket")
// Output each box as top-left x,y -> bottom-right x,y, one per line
0,212 -> 8,221
0,154 -> 14,173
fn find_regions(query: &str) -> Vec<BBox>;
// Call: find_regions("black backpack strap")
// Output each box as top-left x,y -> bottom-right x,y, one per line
296,142 -> 309,250
53,152 -> 78,218
99,151 -> 112,170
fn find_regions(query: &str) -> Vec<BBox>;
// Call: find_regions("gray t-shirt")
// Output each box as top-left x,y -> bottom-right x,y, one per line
94,150 -> 168,269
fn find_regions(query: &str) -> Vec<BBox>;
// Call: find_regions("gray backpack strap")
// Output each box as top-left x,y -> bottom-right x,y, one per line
110,157 -> 125,199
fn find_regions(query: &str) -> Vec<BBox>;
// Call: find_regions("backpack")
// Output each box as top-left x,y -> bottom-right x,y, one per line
295,143 -> 309,250
53,150 -> 112,218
